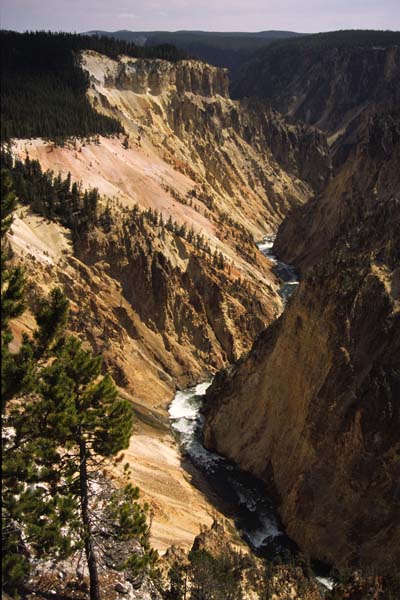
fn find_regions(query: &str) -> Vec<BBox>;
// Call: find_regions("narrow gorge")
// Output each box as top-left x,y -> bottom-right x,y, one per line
168,237 -> 305,557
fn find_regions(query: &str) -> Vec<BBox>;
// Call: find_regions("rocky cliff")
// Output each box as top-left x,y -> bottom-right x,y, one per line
203,111 -> 400,571
274,109 -> 400,268
75,205 -> 279,377
80,50 -> 329,234
101,56 -> 230,98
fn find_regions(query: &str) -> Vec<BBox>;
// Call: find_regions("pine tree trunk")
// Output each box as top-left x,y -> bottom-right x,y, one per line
79,438 -> 100,600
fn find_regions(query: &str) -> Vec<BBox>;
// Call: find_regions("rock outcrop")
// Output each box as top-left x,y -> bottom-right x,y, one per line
160,521 -> 324,599
92,55 -> 230,98
203,111 -> 400,571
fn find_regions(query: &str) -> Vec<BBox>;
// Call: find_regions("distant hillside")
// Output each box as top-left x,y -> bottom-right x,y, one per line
232,29 -> 400,100
85,30 -> 305,75
0,30 -> 187,141
231,30 -> 400,152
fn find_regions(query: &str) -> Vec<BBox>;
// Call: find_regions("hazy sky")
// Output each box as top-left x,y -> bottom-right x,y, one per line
1,0 -> 399,33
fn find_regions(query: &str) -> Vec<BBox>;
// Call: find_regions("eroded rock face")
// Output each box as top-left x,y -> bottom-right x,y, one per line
81,50 -> 330,235
166,94 -> 330,194
75,209 -> 278,376
203,112 -> 400,570
92,54 -> 230,98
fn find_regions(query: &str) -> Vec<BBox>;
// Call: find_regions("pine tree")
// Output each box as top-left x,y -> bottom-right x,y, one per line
10,335 -> 135,599
1,174 -> 72,595
1,170 -> 26,409
1,173 -> 141,600
33,287 -> 69,357
165,561 -> 187,600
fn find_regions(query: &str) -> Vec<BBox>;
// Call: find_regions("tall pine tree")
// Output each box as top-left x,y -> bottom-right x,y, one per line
1,169 -> 26,409
1,174 -> 135,599
36,335 -> 134,600
5,330 -> 134,599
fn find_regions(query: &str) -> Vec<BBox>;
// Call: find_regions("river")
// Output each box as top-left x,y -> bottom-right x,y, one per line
168,237 -> 334,589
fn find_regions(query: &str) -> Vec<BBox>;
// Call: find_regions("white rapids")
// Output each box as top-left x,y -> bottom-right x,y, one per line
258,235 -> 299,302
169,382 -> 283,550
315,576 -> 335,590
169,383 -> 223,473
167,234 -> 301,551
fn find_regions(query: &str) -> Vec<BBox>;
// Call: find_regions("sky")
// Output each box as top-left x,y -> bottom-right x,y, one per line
1,0 -> 399,34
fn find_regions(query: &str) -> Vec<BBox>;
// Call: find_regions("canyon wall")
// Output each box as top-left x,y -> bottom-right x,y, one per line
232,42 -> 400,151
81,50 -> 329,233
101,57 -> 230,98
274,108 -> 400,268
203,110 -> 400,570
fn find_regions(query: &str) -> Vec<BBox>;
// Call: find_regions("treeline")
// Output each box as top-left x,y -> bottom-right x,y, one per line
2,151 -> 228,271
266,29 -> 400,51
0,31 -> 187,141
1,150 -> 99,237
232,29 -> 400,99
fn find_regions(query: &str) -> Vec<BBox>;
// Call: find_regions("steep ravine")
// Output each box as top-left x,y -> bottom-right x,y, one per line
168,240 -> 301,554
168,242 -> 337,593
203,111 -> 400,572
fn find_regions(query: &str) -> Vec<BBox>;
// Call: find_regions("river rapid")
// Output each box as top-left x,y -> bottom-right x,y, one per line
168,237 -> 334,589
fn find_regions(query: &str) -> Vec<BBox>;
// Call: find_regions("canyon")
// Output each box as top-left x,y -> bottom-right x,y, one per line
10,49 -> 333,407
4,32 -> 400,597
8,50 -> 329,558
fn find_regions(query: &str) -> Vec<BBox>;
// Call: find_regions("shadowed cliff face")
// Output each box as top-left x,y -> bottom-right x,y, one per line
232,44 -> 400,153
274,110 -> 400,269
203,112 -> 400,571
